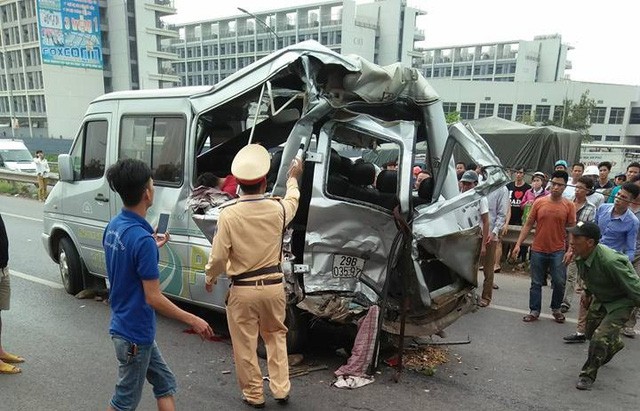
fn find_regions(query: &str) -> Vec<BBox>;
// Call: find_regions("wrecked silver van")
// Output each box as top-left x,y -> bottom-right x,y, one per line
42,41 -> 507,349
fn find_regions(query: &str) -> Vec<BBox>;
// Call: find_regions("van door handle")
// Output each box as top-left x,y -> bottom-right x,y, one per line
95,194 -> 109,203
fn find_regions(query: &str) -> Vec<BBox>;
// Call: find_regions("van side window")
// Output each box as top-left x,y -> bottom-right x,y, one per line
70,120 -> 108,180
119,116 -> 186,186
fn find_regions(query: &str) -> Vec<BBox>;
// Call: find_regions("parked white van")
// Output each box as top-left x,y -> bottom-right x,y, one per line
42,41 -> 507,350
0,139 -> 36,173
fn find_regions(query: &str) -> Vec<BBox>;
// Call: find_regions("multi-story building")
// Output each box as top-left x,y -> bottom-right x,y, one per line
413,34 -> 572,83
429,78 -> 640,144
0,0 -> 179,139
414,34 -> 640,144
168,0 -> 425,87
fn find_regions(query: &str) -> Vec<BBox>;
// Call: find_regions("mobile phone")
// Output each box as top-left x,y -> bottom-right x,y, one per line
157,213 -> 170,235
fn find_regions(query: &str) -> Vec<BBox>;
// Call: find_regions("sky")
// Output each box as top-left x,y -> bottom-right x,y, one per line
165,0 -> 639,86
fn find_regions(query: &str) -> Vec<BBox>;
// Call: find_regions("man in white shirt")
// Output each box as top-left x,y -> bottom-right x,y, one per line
33,150 -> 49,202
460,170 -> 490,306
562,163 -> 584,200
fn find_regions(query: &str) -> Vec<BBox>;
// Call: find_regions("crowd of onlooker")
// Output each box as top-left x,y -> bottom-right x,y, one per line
467,159 -> 640,333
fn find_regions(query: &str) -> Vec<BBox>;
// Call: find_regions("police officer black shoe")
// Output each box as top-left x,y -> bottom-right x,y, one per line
242,398 -> 266,408
563,333 -> 586,343
576,376 -> 594,390
275,395 -> 290,405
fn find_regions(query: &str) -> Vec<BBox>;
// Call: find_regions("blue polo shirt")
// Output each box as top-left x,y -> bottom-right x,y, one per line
595,203 -> 639,261
103,209 -> 159,345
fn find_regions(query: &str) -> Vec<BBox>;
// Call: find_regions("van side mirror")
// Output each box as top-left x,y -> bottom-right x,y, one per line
58,154 -> 74,182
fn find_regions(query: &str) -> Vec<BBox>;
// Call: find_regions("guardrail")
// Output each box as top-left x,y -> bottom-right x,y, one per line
0,169 -> 59,185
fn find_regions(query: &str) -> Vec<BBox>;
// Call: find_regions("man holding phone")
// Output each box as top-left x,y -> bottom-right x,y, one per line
104,159 -> 213,411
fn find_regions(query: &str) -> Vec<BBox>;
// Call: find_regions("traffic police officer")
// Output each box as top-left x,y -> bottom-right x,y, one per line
205,144 -> 303,408
567,221 -> 640,390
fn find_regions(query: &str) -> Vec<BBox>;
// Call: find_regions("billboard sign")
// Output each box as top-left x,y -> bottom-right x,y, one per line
36,0 -> 103,69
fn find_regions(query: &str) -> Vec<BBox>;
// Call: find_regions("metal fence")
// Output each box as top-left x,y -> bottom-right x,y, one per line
0,169 -> 59,185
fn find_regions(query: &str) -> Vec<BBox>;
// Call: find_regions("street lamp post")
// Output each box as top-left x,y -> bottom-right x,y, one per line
0,49 -> 15,138
237,7 -> 280,53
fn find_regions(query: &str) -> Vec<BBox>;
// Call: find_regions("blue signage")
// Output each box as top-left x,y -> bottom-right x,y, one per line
36,0 -> 103,69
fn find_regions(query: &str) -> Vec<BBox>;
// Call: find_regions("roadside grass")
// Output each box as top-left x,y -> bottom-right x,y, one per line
0,180 -> 36,198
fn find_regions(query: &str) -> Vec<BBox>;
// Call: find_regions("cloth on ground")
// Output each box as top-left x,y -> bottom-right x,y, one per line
333,305 -> 379,389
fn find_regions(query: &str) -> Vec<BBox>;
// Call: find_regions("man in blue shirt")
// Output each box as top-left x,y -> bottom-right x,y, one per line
104,159 -> 213,411
595,182 -> 640,261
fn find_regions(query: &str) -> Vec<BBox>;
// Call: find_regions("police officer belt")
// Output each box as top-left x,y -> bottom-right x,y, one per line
231,264 -> 283,286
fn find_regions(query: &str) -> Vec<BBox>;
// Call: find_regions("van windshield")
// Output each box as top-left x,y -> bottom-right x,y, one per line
0,149 -> 33,162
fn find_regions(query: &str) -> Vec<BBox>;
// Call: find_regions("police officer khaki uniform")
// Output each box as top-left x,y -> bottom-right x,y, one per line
205,144 -> 301,407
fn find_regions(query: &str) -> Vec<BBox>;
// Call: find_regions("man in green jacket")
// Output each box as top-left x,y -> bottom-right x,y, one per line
567,221 -> 640,390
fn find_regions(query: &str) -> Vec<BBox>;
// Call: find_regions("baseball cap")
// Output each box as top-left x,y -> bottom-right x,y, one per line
615,173 -> 626,179
583,165 -> 599,176
567,221 -> 600,241
555,160 -> 568,168
460,170 -> 479,183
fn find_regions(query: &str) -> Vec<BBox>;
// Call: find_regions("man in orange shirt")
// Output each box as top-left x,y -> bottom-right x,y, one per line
512,170 -> 576,323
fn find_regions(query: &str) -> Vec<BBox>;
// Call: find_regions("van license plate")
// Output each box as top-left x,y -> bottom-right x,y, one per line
332,255 -> 365,278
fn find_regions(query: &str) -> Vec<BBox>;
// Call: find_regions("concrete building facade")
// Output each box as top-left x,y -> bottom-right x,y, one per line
167,0 -> 425,87
429,78 -> 640,144
413,34 -> 572,83
0,0 -> 179,139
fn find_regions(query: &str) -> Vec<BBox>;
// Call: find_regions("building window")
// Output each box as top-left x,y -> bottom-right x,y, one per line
553,105 -> 565,122
442,102 -> 457,115
459,103 -> 475,120
478,103 -> 494,118
609,107 -> 625,124
591,107 -> 607,124
629,107 -> 640,125
626,135 -> 640,144
591,135 -> 602,141
535,105 -> 550,123
515,104 -> 532,122
497,104 -> 513,120
605,135 -> 621,142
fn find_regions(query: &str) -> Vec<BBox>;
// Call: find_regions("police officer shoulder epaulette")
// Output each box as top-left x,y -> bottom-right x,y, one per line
218,198 -> 239,210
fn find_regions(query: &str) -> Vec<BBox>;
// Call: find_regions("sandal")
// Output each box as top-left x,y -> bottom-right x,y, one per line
552,311 -> 566,324
0,362 -> 21,374
478,299 -> 490,307
0,352 -> 24,364
523,314 -> 539,322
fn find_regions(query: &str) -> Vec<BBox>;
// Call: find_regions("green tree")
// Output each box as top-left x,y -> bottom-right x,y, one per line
445,111 -> 461,125
545,90 -> 596,142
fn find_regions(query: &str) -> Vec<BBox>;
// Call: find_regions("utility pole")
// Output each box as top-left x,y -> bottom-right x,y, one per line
237,7 -> 280,53
0,49 -> 15,138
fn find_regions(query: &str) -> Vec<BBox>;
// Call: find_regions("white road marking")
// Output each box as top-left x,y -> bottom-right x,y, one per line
2,211 -> 42,222
489,303 -> 578,324
10,269 -> 63,289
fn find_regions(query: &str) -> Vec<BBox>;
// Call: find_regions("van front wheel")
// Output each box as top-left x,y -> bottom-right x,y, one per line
58,237 -> 84,295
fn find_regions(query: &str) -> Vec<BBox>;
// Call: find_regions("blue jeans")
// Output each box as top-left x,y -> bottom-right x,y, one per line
529,250 -> 566,313
109,336 -> 177,411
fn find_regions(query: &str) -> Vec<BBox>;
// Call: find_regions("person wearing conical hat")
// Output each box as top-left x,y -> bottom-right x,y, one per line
205,144 -> 303,408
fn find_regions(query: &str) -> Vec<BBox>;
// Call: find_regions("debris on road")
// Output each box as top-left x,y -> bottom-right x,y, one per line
386,346 -> 450,376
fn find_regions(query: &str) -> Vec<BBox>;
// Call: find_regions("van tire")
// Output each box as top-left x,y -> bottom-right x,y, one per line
257,304 -> 308,359
58,237 -> 84,295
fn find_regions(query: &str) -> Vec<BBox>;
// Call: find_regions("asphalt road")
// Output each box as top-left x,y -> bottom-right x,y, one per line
1,195 -> 639,410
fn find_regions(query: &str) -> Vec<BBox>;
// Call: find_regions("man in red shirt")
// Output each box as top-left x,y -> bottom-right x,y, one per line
512,170 -> 576,323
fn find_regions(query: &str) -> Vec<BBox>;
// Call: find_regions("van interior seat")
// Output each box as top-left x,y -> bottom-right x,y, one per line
376,169 -> 397,193
327,151 -> 349,197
